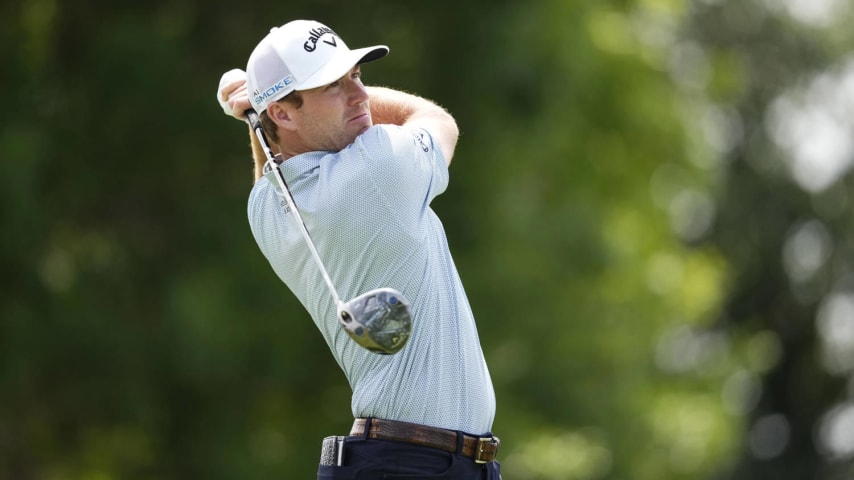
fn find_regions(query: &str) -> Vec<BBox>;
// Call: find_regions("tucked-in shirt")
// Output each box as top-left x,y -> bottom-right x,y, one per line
247,124 -> 496,434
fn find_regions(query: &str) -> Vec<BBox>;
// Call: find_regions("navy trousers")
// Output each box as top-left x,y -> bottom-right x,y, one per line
316,436 -> 502,479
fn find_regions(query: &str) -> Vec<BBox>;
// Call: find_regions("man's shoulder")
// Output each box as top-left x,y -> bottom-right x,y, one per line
249,173 -> 271,197
247,175 -> 278,219
355,124 -> 399,148
354,124 -> 434,156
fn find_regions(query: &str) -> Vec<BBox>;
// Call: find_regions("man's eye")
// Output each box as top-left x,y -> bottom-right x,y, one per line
326,80 -> 340,89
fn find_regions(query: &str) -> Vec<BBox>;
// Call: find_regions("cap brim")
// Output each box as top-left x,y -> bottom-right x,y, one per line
296,45 -> 389,91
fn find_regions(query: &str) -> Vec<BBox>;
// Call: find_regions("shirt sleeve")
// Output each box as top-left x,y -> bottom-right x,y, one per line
246,178 -> 277,265
354,124 -> 450,213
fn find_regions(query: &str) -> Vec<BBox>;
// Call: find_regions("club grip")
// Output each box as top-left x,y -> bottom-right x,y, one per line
246,110 -> 261,130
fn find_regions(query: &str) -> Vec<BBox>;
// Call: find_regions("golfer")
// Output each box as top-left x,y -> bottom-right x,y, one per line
217,19 -> 500,479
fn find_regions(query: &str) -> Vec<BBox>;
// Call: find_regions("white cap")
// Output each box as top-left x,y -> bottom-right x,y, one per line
246,20 -> 388,114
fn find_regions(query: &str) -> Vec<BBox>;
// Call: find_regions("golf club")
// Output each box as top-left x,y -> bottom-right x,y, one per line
246,109 -> 412,355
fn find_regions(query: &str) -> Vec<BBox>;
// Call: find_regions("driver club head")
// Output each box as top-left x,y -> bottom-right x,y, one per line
338,288 -> 413,354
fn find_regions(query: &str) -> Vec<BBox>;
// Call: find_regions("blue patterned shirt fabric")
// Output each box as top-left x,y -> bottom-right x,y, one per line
247,124 -> 496,434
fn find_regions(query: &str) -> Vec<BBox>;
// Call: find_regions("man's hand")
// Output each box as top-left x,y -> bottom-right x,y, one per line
217,69 -> 251,121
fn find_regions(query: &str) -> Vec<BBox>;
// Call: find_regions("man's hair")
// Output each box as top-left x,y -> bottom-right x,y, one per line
259,90 -> 304,144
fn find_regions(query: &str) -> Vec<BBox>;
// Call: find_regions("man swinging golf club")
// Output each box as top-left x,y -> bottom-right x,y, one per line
217,19 -> 501,479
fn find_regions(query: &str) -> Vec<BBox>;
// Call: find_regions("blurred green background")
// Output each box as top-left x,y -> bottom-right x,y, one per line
3,0 -> 854,478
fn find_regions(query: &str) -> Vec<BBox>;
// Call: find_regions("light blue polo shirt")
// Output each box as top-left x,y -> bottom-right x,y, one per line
247,124 -> 496,434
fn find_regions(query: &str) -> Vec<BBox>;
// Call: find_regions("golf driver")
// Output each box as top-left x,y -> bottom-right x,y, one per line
246,110 -> 412,355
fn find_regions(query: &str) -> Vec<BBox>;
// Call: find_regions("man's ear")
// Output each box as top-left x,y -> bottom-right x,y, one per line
267,103 -> 297,131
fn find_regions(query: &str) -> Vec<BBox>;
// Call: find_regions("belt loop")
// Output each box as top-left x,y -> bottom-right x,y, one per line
455,430 -> 465,455
362,417 -> 373,440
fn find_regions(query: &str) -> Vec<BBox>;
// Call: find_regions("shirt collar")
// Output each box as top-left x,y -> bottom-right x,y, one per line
262,151 -> 327,185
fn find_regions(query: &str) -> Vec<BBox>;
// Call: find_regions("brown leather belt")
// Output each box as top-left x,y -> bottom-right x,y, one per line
350,418 -> 500,464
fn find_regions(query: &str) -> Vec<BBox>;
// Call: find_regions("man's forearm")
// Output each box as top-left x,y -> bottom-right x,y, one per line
368,86 -> 443,126
367,86 -> 459,163
248,125 -> 280,182
250,127 -> 266,181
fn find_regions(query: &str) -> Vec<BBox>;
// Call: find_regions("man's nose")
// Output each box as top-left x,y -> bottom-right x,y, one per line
348,79 -> 369,104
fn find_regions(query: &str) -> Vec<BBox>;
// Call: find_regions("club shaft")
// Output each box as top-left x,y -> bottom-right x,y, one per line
247,111 -> 343,307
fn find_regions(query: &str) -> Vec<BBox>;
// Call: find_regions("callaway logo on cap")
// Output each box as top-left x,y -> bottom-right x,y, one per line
304,26 -> 337,51
246,20 -> 389,114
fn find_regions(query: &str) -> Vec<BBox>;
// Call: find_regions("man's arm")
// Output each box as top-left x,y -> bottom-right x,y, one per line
216,70 -> 272,182
249,127 -> 278,182
367,87 -> 460,165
